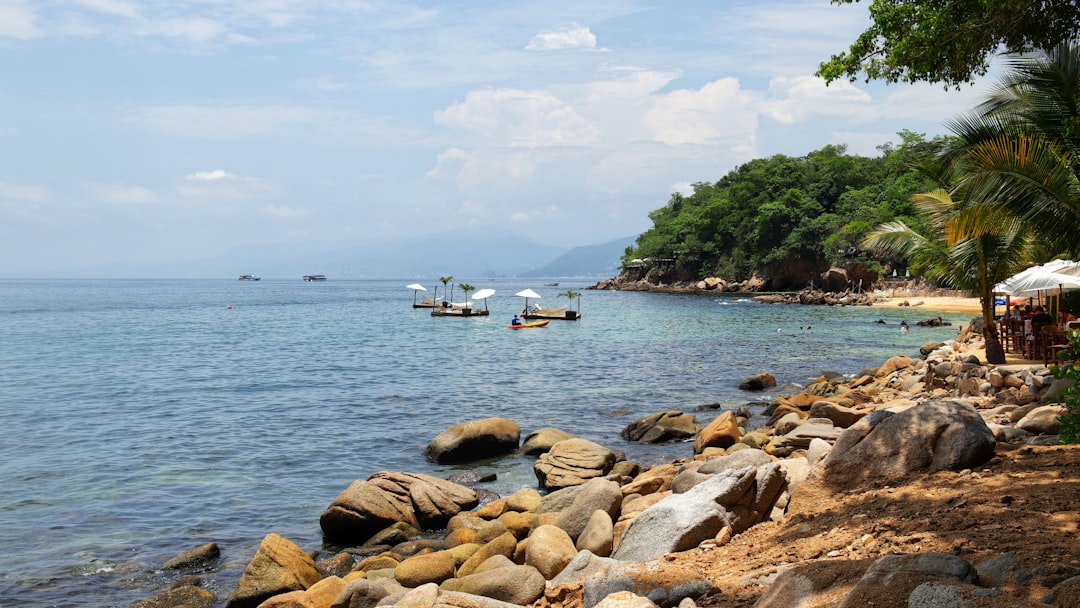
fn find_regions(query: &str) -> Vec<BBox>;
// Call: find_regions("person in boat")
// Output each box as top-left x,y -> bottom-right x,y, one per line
511,314 -> 522,326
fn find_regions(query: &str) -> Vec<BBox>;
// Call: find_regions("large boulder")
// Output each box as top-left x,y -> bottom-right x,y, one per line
424,417 -> 521,464
320,472 -> 477,544
224,533 -> 322,608
611,467 -> 750,562
367,471 -> 479,529
555,478 -> 623,540
620,411 -> 699,443
524,525 -> 577,579
520,427 -> 576,455
738,373 -> 777,391
694,411 -> 742,453
792,401 -> 996,507
440,564 -> 546,605
534,438 -> 617,490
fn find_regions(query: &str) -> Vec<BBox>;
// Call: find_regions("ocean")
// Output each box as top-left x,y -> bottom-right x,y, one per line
0,278 -> 972,607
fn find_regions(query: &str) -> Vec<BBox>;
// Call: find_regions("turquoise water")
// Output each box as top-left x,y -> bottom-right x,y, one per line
0,279 -> 971,607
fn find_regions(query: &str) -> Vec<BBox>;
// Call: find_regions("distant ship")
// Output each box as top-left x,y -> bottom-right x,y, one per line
238,274 -> 261,281
303,274 -> 327,281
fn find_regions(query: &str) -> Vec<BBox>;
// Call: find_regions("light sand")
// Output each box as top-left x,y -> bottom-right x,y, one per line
873,294 -> 983,314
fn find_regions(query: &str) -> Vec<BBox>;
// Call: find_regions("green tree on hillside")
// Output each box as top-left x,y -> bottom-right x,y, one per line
624,136 -> 941,285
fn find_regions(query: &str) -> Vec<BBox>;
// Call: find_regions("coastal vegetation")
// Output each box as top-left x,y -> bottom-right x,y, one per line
623,41 -> 1080,367
622,131 -> 942,288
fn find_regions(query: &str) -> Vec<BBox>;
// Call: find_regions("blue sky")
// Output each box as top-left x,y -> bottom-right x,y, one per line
0,1 -> 997,274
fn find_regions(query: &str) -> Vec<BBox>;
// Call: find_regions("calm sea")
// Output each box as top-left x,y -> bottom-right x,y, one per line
0,278 -> 971,607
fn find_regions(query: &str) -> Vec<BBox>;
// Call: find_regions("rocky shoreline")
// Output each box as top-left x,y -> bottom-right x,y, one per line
132,326 -> 1078,608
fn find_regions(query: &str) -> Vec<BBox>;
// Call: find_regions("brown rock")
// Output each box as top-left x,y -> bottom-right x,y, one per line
224,533 -> 322,608
534,438 -> 616,490
694,411 -> 742,454
423,417 -> 521,464
456,532 -> 518,577
394,551 -> 457,587
739,373 -> 777,391
525,524 -> 577,579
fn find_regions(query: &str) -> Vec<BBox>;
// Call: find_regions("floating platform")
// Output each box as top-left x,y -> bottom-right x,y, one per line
524,308 -> 580,320
431,308 -> 489,317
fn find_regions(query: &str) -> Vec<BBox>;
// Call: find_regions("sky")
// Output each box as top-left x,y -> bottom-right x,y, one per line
0,0 -> 1000,275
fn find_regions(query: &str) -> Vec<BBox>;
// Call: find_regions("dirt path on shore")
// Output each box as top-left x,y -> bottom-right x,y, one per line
661,444 -> 1080,607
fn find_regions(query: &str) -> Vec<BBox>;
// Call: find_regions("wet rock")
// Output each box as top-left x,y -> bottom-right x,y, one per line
520,427 -> 576,455
424,417 -> 521,464
162,542 -> 220,570
621,411 -> 699,443
739,373 -> 777,391
224,533 -> 322,608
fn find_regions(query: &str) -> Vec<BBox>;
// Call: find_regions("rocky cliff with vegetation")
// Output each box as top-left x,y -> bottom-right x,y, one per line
612,131 -> 942,292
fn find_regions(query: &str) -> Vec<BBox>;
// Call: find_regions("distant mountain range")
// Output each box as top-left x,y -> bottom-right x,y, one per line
519,235 -> 636,278
53,228 -> 638,279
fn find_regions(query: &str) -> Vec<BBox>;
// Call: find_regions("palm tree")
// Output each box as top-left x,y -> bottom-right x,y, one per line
559,289 -> 582,312
458,283 -> 474,311
944,42 -> 1080,258
864,184 -> 1030,364
439,275 -> 454,304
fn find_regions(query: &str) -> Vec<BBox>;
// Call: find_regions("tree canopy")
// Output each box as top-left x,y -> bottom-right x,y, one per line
624,132 -> 944,284
817,0 -> 1080,87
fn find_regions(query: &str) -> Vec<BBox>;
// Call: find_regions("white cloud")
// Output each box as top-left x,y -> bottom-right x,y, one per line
0,180 -> 49,202
425,148 -> 468,180
84,182 -> 160,204
435,88 -> 599,148
138,16 -> 228,43
178,170 -> 269,200
0,0 -> 42,40
73,0 -> 139,19
426,147 -> 537,190
511,205 -> 562,222
586,67 -> 679,102
186,169 -> 234,181
263,204 -> 309,218
644,78 -> 761,145
761,76 -> 875,124
526,23 -> 601,51
671,181 -> 695,196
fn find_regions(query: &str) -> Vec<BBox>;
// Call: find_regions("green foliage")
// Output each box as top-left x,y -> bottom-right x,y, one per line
624,134 -> 942,281
1050,329 -> 1080,444
818,0 -> 1080,88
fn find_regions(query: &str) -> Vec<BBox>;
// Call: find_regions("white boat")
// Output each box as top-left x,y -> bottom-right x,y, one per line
238,274 -> 261,281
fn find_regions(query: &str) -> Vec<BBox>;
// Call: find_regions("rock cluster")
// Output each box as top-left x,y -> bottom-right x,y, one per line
132,332 -> 1076,608
752,288 -> 885,306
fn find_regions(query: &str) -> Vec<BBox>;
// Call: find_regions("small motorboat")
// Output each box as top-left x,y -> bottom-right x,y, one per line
506,320 -> 550,329
238,274 -> 261,281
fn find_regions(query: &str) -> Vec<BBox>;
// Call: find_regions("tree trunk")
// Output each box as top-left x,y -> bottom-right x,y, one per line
982,295 -> 1006,364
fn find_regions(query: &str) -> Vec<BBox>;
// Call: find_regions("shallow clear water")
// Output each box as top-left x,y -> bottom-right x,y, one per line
0,279 -> 971,606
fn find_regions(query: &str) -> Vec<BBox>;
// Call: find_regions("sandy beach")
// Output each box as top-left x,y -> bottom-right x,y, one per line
873,294 -> 983,314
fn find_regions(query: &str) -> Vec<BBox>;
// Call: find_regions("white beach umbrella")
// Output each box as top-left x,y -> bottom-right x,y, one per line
995,265 -> 1080,296
406,283 -> 427,306
471,288 -> 495,312
515,288 -> 541,314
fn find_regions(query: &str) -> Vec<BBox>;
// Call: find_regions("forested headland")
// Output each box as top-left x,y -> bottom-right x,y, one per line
619,131 -> 942,291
